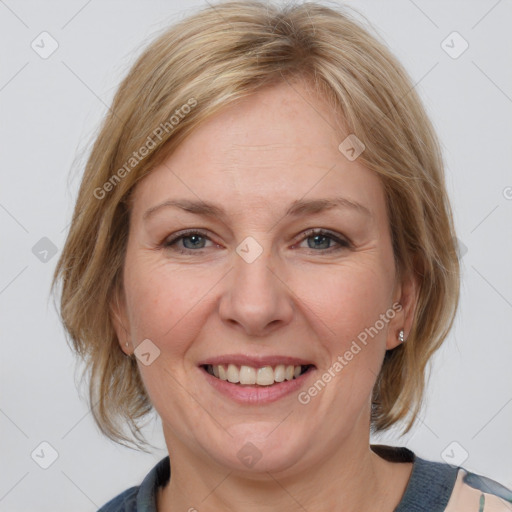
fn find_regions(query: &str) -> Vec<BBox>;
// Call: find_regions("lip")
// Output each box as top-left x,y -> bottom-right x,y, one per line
197,354 -> 315,367
199,364 -> 316,405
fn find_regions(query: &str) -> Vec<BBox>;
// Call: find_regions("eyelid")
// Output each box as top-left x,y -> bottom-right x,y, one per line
162,228 -> 213,247
162,227 -> 351,253
297,228 -> 351,247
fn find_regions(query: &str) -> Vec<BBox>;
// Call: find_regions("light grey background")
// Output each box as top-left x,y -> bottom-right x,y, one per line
1,1 -> 511,510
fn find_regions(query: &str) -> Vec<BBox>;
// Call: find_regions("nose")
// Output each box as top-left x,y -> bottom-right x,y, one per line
218,239 -> 294,337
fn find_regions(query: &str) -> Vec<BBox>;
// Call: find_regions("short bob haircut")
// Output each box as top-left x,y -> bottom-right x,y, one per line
52,0 -> 460,451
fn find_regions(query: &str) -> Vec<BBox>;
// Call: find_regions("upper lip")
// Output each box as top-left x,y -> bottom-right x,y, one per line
198,354 -> 316,368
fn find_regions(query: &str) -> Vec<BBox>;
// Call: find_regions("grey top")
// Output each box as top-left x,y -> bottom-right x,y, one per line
97,444 -> 512,511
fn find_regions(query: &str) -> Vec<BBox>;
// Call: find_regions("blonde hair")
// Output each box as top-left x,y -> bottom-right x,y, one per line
52,0 -> 460,451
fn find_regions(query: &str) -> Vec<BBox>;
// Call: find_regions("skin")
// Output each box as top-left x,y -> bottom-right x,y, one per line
112,78 -> 419,511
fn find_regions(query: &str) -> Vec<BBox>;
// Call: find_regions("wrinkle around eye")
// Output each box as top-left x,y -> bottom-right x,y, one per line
139,212 -> 376,256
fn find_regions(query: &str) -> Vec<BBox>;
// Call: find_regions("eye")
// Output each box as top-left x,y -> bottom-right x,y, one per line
295,228 -> 351,253
163,229 -> 214,254
162,228 -> 351,255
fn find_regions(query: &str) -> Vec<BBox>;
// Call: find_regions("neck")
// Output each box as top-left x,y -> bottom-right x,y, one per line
157,430 -> 406,512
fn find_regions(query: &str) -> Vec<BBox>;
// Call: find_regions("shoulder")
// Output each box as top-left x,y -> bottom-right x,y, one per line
372,445 -> 512,512
96,455 -> 171,512
96,486 -> 139,512
445,468 -> 512,512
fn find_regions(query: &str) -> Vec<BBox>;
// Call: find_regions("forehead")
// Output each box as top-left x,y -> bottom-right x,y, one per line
130,80 -> 385,222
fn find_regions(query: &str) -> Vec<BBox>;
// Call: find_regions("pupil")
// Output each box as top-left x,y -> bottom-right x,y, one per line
184,235 -> 204,249
310,234 -> 329,249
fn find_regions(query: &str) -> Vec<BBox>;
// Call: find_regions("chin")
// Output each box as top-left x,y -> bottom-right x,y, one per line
205,423 -> 312,475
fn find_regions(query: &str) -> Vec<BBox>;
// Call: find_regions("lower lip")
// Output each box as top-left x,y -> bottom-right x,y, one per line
200,367 -> 315,404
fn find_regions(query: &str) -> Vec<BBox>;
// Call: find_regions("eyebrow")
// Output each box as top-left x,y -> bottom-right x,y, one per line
143,196 -> 372,221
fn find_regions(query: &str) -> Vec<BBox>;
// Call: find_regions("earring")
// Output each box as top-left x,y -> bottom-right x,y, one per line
398,330 -> 405,343
125,342 -> 129,347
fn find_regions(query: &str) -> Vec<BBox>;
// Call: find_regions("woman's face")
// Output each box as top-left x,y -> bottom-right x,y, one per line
113,79 -> 416,475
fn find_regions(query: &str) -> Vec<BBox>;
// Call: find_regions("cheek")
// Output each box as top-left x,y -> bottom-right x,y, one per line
123,255 -> 210,354
295,258 -> 394,407
299,258 -> 394,343
122,257 -> 213,422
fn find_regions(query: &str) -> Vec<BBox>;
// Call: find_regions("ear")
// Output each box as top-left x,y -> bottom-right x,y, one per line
110,285 -> 132,356
386,266 -> 419,350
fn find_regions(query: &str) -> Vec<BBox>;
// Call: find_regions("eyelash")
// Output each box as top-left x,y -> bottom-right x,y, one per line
162,228 -> 351,255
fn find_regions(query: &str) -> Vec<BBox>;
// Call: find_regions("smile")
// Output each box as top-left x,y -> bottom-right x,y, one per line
203,363 -> 314,386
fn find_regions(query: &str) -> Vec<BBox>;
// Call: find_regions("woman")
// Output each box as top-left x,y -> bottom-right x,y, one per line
52,1 -> 512,511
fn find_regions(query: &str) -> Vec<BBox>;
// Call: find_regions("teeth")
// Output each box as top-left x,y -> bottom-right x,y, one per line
207,363 -> 309,386
256,366 -> 274,386
227,363 -> 240,383
239,365 -> 256,385
274,364 -> 285,382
